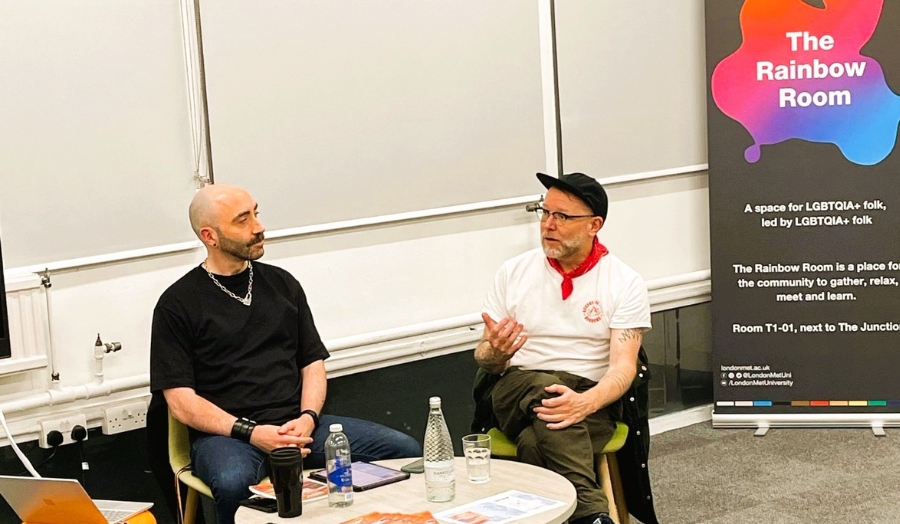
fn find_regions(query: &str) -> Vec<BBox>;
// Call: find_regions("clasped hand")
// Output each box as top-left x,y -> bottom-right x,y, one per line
533,384 -> 596,430
250,416 -> 315,453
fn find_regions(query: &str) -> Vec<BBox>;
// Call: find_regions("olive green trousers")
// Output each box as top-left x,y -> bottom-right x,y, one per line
491,368 -> 619,520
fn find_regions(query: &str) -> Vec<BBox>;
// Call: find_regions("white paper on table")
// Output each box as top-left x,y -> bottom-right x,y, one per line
433,490 -> 565,524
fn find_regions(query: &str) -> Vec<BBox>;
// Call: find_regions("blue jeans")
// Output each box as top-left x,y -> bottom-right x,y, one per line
191,415 -> 421,524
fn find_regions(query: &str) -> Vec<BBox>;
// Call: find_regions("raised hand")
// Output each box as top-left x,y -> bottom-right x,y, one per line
481,312 -> 528,359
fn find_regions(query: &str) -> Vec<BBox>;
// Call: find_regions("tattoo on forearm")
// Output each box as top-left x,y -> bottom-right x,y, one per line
618,328 -> 643,344
476,340 -> 508,371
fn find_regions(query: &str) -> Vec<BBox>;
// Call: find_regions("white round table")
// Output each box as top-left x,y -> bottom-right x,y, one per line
236,457 -> 576,524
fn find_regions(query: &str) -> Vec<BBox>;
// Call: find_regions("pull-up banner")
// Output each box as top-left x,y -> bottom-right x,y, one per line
706,0 -> 900,425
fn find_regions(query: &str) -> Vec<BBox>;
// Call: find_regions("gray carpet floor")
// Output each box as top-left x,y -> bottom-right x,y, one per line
645,422 -> 900,524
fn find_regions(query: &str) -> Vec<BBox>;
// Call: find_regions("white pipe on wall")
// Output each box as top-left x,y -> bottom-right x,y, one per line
0,374 -> 149,416
647,270 -> 710,291
326,314 -> 482,352
40,275 -> 61,386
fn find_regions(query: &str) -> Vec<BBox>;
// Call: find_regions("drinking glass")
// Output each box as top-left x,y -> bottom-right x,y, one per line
461,434 -> 491,483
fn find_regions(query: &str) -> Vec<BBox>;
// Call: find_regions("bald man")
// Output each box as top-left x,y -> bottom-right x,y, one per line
150,185 -> 420,524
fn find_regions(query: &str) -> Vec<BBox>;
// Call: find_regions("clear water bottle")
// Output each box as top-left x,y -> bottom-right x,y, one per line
325,423 -> 353,507
424,396 -> 455,502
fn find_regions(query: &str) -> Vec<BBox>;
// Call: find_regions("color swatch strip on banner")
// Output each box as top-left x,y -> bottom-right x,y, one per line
716,400 -> 896,407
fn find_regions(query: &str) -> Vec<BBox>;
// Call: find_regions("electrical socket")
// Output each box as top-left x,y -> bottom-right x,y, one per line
102,400 -> 148,435
39,414 -> 88,448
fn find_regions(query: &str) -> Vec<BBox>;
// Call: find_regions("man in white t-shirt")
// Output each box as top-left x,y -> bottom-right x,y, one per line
475,172 -> 650,524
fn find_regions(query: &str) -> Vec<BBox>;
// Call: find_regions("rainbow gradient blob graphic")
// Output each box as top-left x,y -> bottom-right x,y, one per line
711,0 -> 900,165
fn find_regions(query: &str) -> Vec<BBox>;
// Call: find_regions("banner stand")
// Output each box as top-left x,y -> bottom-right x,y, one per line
712,412 -> 900,436
706,0 -> 900,432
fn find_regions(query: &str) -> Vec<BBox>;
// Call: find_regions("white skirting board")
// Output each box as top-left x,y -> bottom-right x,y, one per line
649,404 -> 712,435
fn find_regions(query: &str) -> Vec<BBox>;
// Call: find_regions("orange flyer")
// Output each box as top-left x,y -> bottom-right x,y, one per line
338,511 -> 439,524
249,478 -> 329,501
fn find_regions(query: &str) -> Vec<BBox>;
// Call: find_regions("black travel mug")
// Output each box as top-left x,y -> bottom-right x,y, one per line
269,447 -> 303,518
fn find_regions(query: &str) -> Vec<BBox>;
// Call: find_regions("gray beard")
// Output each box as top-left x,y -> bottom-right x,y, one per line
541,238 -> 581,260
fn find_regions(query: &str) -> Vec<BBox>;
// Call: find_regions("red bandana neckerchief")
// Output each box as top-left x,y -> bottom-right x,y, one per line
547,237 -> 608,300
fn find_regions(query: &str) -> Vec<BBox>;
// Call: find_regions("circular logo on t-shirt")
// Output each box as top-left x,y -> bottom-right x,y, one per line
582,300 -> 603,323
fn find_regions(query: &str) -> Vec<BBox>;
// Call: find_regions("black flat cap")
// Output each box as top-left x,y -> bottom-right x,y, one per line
536,172 -> 608,219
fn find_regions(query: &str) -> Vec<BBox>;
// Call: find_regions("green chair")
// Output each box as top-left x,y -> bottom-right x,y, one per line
168,410 -> 213,524
487,422 -> 630,524
170,411 -> 283,524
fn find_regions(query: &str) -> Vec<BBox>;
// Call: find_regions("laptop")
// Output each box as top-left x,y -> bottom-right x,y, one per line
0,475 -> 152,524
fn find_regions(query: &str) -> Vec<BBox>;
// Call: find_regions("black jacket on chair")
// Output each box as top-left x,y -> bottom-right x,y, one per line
471,347 -> 659,524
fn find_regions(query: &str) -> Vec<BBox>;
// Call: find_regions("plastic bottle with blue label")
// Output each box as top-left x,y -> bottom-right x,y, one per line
325,423 -> 353,507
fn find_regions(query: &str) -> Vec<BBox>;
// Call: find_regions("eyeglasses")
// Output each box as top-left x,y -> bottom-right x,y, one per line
532,207 -> 595,225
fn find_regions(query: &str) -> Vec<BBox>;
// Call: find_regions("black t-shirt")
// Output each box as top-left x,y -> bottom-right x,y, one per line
150,262 -> 329,429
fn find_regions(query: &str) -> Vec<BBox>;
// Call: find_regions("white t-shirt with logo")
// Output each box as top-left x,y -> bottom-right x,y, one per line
482,248 -> 651,382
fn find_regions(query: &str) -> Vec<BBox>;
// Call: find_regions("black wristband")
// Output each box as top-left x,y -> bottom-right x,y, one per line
230,417 -> 257,442
230,418 -> 246,441
300,409 -> 319,429
240,419 -> 256,442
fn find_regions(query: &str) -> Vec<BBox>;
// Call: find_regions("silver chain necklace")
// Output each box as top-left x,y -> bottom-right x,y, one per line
204,261 -> 253,306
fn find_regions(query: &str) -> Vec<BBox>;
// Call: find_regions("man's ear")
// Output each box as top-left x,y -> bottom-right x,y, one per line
591,216 -> 604,234
199,227 -> 218,248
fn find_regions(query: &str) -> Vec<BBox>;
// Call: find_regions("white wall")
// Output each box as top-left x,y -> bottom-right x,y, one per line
0,0 -> 710,445
0,0 -> 196,268
555,0 -> 708,177
200,0 -> 548,229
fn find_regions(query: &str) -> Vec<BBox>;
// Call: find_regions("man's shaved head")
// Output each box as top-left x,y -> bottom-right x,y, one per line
189,184 -> 266,269
189,184 -> 249,239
